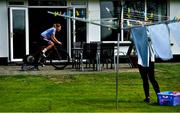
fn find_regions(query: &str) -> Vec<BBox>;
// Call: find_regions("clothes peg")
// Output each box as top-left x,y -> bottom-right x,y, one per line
53,11 -> 59,17
76,10 -> 80,16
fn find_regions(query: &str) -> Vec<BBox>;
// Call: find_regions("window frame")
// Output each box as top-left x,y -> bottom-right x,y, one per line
100,0 -> 167,43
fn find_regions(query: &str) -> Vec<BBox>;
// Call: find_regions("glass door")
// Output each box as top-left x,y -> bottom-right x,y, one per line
70,7 -> 87,47
9,7 -> 29,62
74,8 -> 87,43
68,7 -> 86,57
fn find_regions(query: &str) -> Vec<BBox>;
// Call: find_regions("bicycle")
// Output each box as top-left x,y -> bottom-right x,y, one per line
21,42 -> 70,71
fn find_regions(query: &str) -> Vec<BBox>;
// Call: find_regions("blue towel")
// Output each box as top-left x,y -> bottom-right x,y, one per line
147,24 -> 173,60
131,27 -> 149,67
168,22 -> 180,47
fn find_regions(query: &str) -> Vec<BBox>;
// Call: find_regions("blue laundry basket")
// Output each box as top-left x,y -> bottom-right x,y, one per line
158,91 -> 180,106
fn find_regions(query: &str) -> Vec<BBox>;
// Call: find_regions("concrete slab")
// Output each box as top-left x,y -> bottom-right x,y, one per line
0,64 -> 138,76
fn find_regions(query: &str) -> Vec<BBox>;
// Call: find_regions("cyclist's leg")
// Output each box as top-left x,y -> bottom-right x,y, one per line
36,37 -> 50,67
42,41 -> 54,53
40,37 -> 54,56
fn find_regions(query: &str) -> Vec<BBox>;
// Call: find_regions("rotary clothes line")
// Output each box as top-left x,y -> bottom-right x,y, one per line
131,22 -> 180,67
48,10 -> 180,109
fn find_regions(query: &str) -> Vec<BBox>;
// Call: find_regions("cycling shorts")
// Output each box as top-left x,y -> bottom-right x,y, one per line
40,36 -> 53,45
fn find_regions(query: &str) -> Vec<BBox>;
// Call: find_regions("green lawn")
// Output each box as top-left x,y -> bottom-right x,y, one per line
0,63 -> 179,112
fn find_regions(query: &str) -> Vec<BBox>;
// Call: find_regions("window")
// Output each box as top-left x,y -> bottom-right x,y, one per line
147,0 -> 167,22
29,0 -> 67,6
123,0 -> 145,41
8,0 -> 25,5
124,0 -> 145,21
100,0 -> 121,41
100,0 -> 167,43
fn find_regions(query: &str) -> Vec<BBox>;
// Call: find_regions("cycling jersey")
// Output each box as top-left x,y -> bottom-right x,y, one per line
41,27 -> 56,40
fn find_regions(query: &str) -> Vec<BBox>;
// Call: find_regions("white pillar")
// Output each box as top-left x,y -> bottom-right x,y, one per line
0,1 -> 8,58
87,0 -> 101,43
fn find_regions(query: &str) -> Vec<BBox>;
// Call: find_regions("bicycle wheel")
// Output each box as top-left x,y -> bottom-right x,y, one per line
49,48 -> 70,70
21,55 -> 38,71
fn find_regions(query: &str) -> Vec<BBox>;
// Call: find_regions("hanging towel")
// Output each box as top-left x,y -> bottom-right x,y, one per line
131,26 -> 149,67
147,24 -> 173,60
168,22 -> 180,47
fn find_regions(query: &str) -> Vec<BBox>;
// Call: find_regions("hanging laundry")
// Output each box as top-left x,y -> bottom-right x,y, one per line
131,26 -> 149,67
66,11 -> 72,16
127,8 -> 131,18
150,12 -> 154,19
147,24 -> 173,60
168,22 -> 180,47
76,10 -> 80,17
81,10 -> 84,17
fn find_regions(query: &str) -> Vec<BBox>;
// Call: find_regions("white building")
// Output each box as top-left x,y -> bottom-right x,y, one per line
0,0 -> 180,65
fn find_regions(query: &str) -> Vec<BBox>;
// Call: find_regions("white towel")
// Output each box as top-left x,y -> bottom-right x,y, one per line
147,24 -> 173,60
168,22 -> 180,47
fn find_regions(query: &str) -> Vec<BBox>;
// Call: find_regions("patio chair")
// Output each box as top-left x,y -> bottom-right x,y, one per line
72,42 -> 83,69
82,42 -> 98,70
100,43 -> 115,69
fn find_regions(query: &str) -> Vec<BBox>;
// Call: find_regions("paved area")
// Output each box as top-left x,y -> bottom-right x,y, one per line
0,64 -> 138,76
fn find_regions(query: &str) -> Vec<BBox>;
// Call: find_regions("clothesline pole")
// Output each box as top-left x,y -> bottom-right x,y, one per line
116,0 -> 124,110
116,33 -> 121,110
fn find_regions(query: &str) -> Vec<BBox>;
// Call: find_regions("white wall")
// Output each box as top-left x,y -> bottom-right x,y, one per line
169,0 -> 180,55
87,0 -> 101,43
0,1 -> 9,58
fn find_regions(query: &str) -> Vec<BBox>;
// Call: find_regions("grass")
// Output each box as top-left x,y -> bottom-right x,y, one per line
0,63 -> 180,112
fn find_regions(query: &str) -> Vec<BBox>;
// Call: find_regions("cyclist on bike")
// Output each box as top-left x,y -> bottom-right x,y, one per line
41,23 -> 62,57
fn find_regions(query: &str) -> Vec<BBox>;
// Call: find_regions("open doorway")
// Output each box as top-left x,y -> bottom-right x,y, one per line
29,8 -> 67,54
